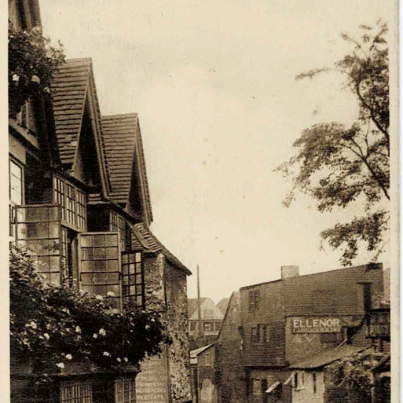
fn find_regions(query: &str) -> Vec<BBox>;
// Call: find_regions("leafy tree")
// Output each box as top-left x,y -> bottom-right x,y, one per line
8,21 -> 65,117
276,22 -> 389,266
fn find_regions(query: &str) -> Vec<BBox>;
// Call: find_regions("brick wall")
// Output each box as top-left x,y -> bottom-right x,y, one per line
282,264 -> 383,317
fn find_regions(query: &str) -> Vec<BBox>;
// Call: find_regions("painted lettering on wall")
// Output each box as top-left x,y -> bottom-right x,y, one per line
292,317 -> 341,333
136,350 -> 169,403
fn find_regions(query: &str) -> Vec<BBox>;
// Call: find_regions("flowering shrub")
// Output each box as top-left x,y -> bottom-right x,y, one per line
10,245 -> 170,373
8,21 -> 65,116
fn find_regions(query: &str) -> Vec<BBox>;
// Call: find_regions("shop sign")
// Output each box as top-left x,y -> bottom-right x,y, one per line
292,317 -> 341,333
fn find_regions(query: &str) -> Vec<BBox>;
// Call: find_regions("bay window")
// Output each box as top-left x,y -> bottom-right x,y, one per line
78,232 -> 122,311
15,204 -> 62,286
53,176 -> 87,230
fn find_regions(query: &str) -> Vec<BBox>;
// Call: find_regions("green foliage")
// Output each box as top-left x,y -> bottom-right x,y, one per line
277,22 -> 389,266
8,21 -> 65,116
10,245 -> 170,374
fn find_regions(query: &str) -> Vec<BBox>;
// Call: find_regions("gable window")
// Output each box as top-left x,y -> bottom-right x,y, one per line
61,380 -> 92,403
248,289 -> 260,312
115,378 -> 135,403
122,251 -> 144,308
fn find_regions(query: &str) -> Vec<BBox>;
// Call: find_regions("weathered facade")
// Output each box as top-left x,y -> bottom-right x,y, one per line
215,264 -> 385,403
9,1 -> 192,402
215,292 -> 247,403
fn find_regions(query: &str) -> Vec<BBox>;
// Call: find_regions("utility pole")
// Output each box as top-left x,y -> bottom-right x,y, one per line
197,265 -> 204,347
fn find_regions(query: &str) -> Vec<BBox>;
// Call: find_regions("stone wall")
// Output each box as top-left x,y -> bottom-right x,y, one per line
165,261 -> 192,403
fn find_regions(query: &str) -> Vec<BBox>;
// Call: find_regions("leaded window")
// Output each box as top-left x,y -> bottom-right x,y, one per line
53,177 -> 66,221
53,176 -> 87,230
66,184 -> 76,226
15,205 -> 62,286
76,190 -> 86,230
79,232 -> 121,311
61,381 -> 92,403
122,251 -> 144,307
115,378 -> 135,403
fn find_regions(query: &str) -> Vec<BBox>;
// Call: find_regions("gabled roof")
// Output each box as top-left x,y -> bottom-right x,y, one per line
289,345 -> 368,370
102,113 -> 153,222
188,298 -> 209,318
51,58 -> 111,192
217,298 -> 230,314
130,222 -> 191,276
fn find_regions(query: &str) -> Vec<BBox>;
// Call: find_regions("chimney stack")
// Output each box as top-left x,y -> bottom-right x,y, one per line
281,265 -> 299,280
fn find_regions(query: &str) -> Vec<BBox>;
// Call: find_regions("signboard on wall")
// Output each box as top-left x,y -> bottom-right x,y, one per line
136,348 -> 170,403
292,317 -> 341,333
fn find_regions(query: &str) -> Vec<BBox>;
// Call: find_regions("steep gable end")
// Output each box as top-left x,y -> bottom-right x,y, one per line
102,114 -> 153,224
52,58 -> 111,193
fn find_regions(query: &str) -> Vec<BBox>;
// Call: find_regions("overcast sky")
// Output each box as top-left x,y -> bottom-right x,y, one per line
40,0 -> 395,303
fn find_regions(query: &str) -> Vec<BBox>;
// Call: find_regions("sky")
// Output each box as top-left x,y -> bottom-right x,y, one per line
39,0 -> 396,304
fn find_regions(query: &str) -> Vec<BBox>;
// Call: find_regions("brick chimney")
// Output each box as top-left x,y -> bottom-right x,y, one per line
281,265 -> 299,280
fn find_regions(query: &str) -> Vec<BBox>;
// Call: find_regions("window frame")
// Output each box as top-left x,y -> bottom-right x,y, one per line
53,175 -> 87,231
248,289 -> 260,312
121,250 -> 145,308
78,232 -> 122,311
60,380 -> 93,403
115,378 -> 136,403
9,158 -> 24,239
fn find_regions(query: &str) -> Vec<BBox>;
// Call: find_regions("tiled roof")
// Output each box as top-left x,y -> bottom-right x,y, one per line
102,113 -> 153,221
52,58 -> 91,165
131,223 -> 191,275
102,114 -> 137,201
52,58 -> 111,191
289,345 -> 368,369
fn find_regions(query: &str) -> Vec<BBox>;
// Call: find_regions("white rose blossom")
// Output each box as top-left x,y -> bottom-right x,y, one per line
66,354 -> 72,361
56,363 -> 65,369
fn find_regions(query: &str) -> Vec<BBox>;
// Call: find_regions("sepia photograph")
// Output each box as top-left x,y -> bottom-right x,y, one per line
7,0 -> 398,402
